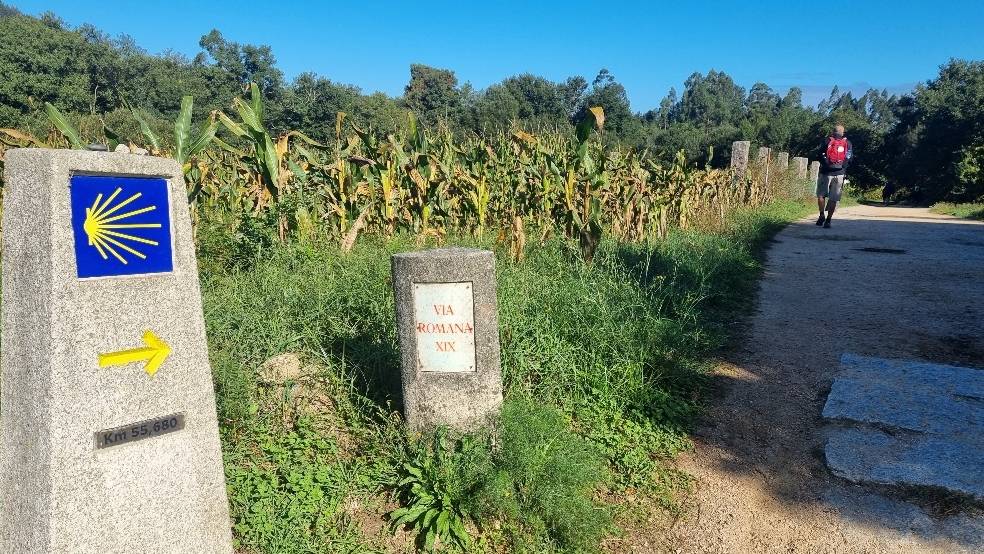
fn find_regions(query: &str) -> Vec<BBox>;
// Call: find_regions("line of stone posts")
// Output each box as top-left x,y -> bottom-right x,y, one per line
731,143 -> 814,178
729,142 -> 817,201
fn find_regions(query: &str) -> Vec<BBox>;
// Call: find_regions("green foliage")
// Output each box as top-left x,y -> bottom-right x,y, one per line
387,398 -> 612,553
898,59 -> 984,201
43,102 -> 83,148
404,64 -> 464,128
226,418 -> 356,552
929,202 -> 984,220
190,195 -> 811,553
173,95 -> 218,165
390,430 -> 485,551
490,398 -> 611,551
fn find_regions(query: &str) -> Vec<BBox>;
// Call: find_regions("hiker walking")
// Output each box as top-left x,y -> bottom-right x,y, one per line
882,181 -> 896,205
816,124 -> 853,228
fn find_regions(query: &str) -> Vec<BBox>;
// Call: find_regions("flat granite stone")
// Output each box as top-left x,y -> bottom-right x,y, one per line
1,149 -> 233,553
823,366 -> 984,440
822,354 -> 984,500
825,427 -> 984,501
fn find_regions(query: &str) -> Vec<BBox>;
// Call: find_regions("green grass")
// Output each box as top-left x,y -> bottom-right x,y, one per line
930,202 -> 984,220
195,198 -> 810,553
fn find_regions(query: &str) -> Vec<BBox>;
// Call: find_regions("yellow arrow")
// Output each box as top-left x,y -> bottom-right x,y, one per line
98,330 -> 172,377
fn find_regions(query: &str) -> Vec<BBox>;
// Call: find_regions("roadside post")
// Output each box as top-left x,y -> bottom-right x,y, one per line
391,248 -> 504,430
0,149 -> 233,553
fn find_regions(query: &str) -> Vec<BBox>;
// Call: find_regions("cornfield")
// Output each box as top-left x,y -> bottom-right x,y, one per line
0,85 -> 808,260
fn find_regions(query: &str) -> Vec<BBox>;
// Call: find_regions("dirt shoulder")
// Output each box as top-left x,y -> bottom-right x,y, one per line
660,204 -> 984,553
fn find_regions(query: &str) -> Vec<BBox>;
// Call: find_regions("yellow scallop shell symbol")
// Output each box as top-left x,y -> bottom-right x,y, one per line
82,187 -> 162,264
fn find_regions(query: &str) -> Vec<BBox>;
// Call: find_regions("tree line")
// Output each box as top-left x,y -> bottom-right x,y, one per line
1,4 -> 981,202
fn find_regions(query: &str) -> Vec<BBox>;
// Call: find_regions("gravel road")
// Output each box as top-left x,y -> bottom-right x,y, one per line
663,204 -> 984,553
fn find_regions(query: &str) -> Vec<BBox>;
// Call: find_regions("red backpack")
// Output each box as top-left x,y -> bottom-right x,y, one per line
827,137 -> 848,165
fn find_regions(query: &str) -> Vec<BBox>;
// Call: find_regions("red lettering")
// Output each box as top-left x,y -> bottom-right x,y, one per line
416,322 -> 474,334
436,341 -> 457,352
433,304 -> 455,316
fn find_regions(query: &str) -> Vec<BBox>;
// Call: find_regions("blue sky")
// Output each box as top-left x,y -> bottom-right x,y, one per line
11,0 -> 984,110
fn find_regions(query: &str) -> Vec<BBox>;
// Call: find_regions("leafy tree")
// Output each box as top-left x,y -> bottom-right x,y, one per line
560,76 -> 588,119
889,59 -> 984,201
0,1 -> 20,17
275,73 -> 360,140
472,73 -> 572,131
195,29 -> 284,99
403,64 -> 462,127
678,70 -> 746,128
0,12 -> 95,126
351,92 -> 405,136
581,69 -> 641,143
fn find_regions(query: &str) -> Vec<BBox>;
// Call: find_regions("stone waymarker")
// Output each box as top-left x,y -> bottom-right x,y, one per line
776,152 -> 789,171
756,146 -> 771,162
730,141 -> 750,179
392,248 -> 503,430
1,149 -> 233,553
809,160 -> 821,181
792,156 -> 809,178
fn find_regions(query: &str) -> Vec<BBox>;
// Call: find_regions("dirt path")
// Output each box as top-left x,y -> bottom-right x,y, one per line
662,204 -> 984,553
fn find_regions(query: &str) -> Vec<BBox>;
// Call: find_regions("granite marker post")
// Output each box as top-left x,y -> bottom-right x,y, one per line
776,152 -> 789,171
391,248 -> 503,430
793,156 -> 809,179
0,149 -> 233,554
730,141 -> 751,180
809,160 -> 821,182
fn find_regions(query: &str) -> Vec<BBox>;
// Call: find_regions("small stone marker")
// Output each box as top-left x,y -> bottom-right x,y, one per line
730,141 -> 750,179
808,160 -> 821,182
776,152 -> 789,171
1,149 -> 233,553
793,156 -> 809,178
756,146 -> 771,162
392,248 -> 503,430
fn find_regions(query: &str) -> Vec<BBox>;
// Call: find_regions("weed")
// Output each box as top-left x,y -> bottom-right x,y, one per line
389,430 -> 489,551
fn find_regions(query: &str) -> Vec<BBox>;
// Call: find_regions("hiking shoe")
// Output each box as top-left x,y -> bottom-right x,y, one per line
816,215 -> 825,226
823,218 -> 831,228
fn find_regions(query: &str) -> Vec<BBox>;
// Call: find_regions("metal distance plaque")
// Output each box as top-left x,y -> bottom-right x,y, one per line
95,412 -> 186,449
413,282 -> 477,372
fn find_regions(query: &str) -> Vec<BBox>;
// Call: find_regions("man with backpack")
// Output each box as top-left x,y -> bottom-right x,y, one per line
816,124 -> 853,228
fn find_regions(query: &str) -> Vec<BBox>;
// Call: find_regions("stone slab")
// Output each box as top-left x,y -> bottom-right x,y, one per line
822,354 -> 984,500
392,248 -> 503,430
825,427 -> 983,500
824,377 -> 983,440
836,353 -> 984,399
1,149 -> 232,553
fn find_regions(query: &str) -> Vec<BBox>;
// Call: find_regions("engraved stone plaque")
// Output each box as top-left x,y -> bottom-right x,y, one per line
95,412 -> 186,449
413,282 -> 477,373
